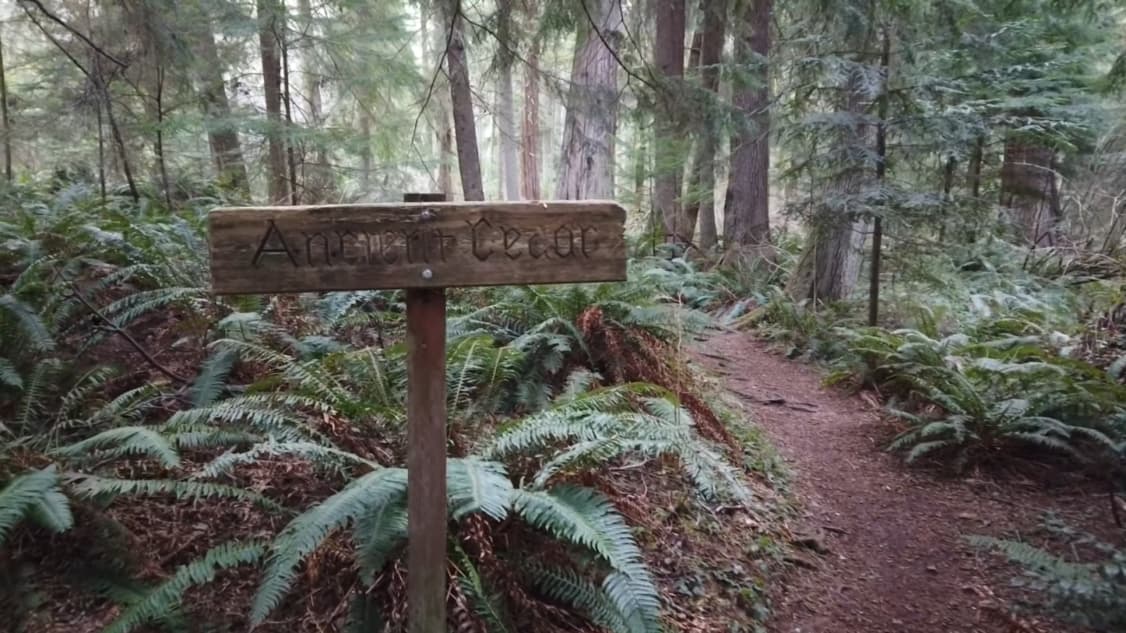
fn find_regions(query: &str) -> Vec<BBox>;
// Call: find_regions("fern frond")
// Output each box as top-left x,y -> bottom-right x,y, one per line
454,546 -> 512,633
65,474 -> 280,510
0,467 -> 70,546
354,498 -> 408,583
252,468 -> 408,624
511,486 -> 660,631
0,357 -> 23,389
54,426 -> 181,469
195,440 -> 378,480
447,458 -> 513,521
102,541 -> 266,633
524,564 -> 630,633
190,348 -> 238,408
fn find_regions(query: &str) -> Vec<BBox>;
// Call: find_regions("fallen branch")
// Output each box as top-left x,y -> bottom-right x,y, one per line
62,275 -> 189,384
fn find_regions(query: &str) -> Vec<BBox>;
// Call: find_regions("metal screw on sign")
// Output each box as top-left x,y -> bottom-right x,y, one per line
420,268 -> 434,280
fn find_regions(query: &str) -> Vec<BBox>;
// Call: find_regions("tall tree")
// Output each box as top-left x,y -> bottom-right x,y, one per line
191,11 -> 250,195
653,0 -> 687,242
787,2 -> 873,302
257,0 -> 289,203
0,26 -> 12,183
724,0 -> 771,255
684,0 -> 727,249
495,0 -> 520,200
556,0 -> 624,200
444,0 -> 483,201
520,33 -> 542,199
1000,137 -> 1059,247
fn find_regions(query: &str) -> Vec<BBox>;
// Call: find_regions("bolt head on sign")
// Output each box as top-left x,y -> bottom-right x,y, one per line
207,201 -> 628,295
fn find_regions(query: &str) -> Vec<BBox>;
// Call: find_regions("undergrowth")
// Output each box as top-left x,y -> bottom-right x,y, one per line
0,183 -> 779,633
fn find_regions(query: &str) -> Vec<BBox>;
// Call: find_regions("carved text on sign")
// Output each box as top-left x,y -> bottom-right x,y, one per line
208,202 -> 627,293
251,219 -> 602,268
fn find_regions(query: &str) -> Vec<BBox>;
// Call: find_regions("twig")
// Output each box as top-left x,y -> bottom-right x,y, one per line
61,275 -> 189,384
18,0 -> 127,69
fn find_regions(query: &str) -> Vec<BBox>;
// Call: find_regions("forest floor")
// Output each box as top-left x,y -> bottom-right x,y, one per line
694,331 -> 1117,633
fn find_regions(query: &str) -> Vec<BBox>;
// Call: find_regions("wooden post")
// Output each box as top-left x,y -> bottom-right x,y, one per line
404,192 -> 447,633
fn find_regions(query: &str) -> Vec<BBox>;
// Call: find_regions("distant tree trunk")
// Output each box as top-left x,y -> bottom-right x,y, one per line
654,0 -> 687,242
724,0 -> 771,254
1000,136 -> 1059,247
193,20 -> 249,195
298,0 -> 329,201
444,0 -> 484,201
257,0 -> 289,204
422,2 -> 454,198
788,64 -> 870,302
868,28 -> 890,327
556,0 -> 624,200
633,112 -> 650,220
520,37 -> 542,199
968,135 -> 984,199
359,108 -> 372,193
498,63 -> 520,200
95,101 -> 106,201
153,65 -> 172,207
281,29 -> 299,204
95,67 -> 139,203
0,28 -> 11,183
684,0 -> 726,249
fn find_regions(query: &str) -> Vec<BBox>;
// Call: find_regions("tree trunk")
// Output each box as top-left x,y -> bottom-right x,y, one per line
444,0 -> 484,201
422,2 -> 454,198
193,16 -> 249,195
0,27 -> 11,183
1000,136 -> 1059,247
257,0 -> 289,204
555,0 -> 624,200
724,0 -> 771,253
684,0 -> 726,249
654,0 -> 687,242
788,59 -> 870,302
153,65 -> 172,207
298,0 -> 330,201
968,135 -> 984,199
868,28 -> 890,327
498,62 -> 520,200
359,109 -> 372,193
281,29 -> 299,204
520,37 -> 542,199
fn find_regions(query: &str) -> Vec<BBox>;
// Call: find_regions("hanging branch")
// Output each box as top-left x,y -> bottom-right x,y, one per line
20,2 -> 140,202
59,273 -> 189,385
18,0 -> 128,69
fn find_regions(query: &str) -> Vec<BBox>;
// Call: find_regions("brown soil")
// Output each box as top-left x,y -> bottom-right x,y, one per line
694,331 -> 1120,633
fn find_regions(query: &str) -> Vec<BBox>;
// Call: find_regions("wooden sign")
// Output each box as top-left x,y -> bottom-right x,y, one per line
208,201 -> 627,295
208,195 -> 629,633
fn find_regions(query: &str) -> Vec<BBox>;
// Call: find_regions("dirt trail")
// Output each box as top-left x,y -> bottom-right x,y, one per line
696,331 -> 1106,633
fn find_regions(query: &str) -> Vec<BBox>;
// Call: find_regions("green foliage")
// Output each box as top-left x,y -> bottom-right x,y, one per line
971,529 -> 1126,631
839,326 -> 1124,468
0,466 -> 72,546
102,541 -> 267,633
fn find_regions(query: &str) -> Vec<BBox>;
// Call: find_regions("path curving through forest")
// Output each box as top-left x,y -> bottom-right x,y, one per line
697,331 -> 1106,633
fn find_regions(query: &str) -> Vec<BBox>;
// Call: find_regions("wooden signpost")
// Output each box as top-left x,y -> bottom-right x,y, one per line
208,196 -> 627,633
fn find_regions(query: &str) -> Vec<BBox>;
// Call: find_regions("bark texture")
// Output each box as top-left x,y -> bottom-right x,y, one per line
1000,136 -> 1059,247
788,66 -> 870,302
257,0 -> 289,203
444,0 -> 483,201
724,0 -> 771,251
193,19 -> 249,194
520,37 -> 542,199
555,0 -> 623,200
654,0 -> 687,242
684,0 -> 726,249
